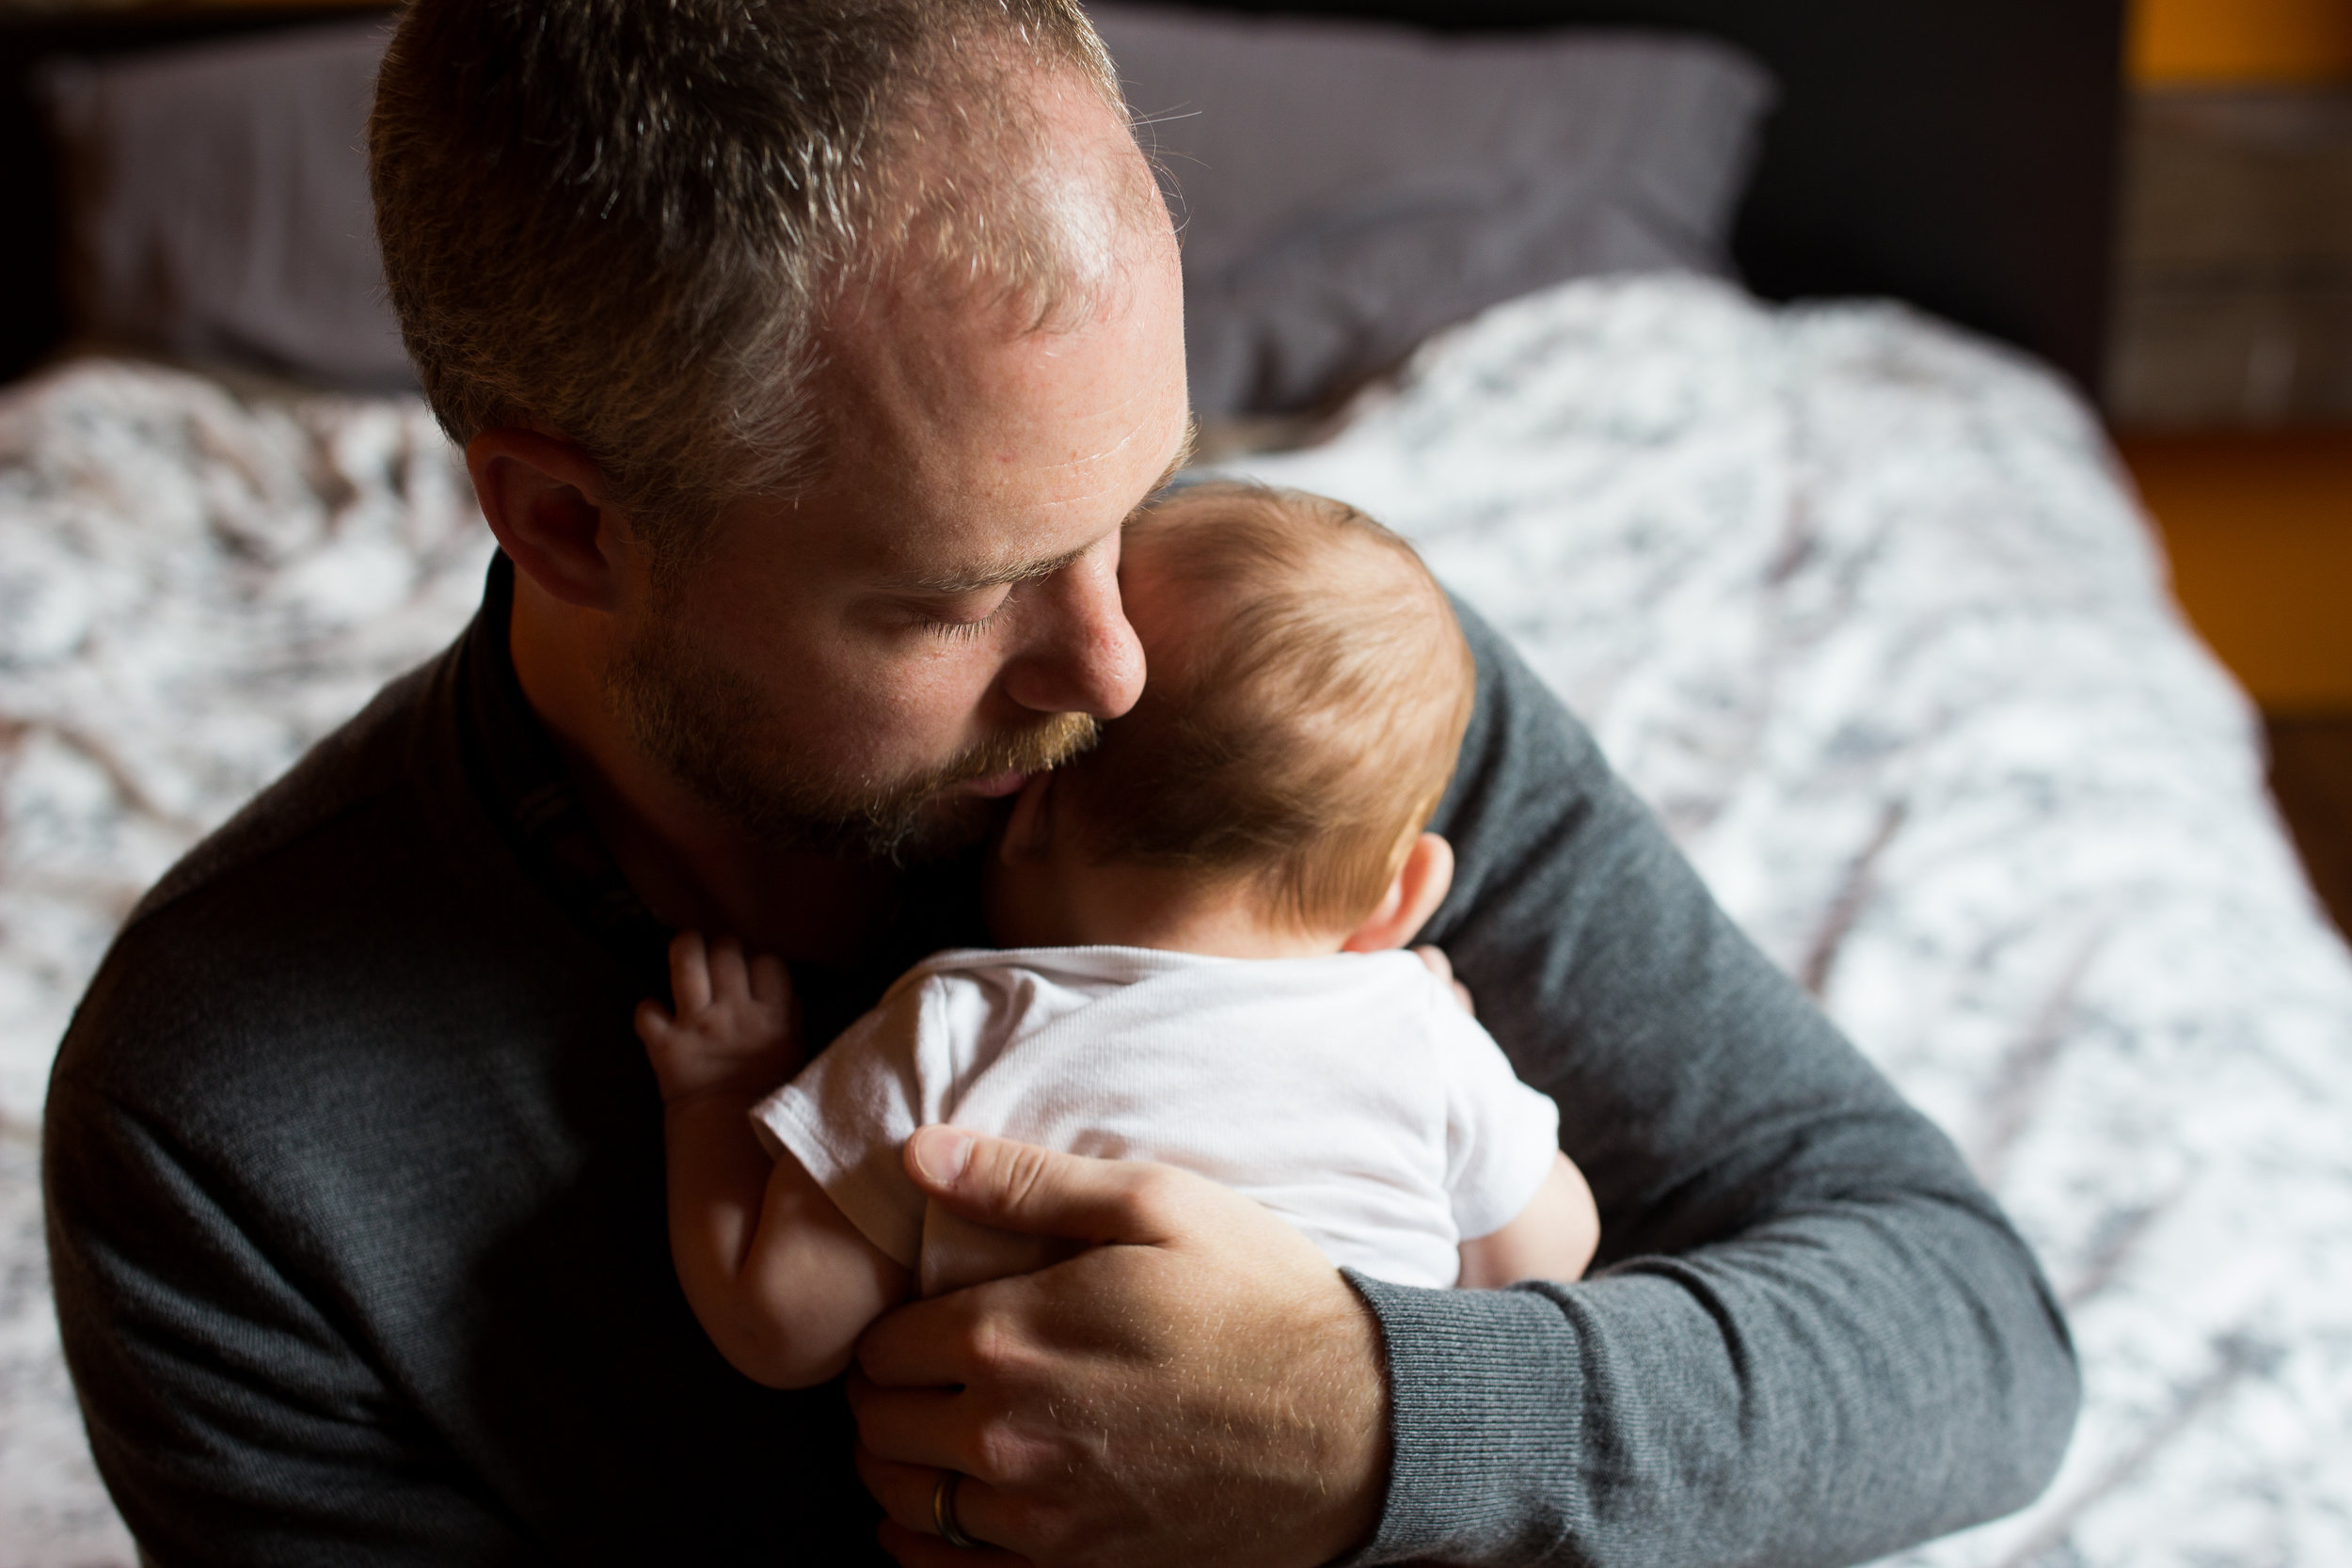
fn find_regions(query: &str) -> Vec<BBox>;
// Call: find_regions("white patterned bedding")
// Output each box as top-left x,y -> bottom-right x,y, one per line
5,275 -> 2349,1564
0,363 -> 492,1563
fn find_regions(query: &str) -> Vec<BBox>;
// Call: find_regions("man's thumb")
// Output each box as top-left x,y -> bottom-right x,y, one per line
903,1126 -> 1184,1246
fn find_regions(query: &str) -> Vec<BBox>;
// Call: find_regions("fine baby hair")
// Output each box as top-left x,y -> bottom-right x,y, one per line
1056,480 -> 1477,932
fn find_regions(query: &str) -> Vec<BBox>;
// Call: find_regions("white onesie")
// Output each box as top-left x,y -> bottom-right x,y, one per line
750,944 -> 1560,1291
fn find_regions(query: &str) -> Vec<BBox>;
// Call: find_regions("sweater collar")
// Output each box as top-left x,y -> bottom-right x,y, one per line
450,553 -> 992,1043
455,552 -> 674,989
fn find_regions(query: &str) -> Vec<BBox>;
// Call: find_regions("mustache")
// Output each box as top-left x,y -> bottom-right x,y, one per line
876,711 -> 1104,804
603,603 -> 1106,863
826,710 -> 1102,865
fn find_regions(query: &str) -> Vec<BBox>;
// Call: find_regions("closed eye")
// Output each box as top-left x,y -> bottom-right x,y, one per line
927,609 -> 1001,641
914,585 -> 1014,640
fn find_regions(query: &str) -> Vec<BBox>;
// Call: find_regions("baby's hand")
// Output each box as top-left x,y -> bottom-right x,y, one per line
1414,943 -> 1476,1016
634,932 -> 800,1105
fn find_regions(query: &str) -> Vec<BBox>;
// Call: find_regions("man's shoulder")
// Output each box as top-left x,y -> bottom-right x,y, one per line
127,653 -> 453,932
51,641 -> 546,1121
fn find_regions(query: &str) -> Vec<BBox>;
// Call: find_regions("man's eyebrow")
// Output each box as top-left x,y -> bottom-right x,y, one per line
900,418 -> 1200,595
900,543 -> 1092,596
1139,413 -> 1200,510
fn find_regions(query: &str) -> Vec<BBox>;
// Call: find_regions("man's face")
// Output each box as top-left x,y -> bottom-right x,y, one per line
606,87 -> 1189,863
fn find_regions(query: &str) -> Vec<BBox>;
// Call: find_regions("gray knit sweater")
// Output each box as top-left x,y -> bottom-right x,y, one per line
45,560 -> 2076,1564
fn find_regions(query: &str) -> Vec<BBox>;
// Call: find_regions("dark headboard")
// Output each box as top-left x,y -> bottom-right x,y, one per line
0,3 -> 397,386
0,0 -> 2124,395
1193,0 -> 2129,399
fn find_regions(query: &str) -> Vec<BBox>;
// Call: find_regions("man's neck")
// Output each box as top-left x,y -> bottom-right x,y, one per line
506,586 -> 898,967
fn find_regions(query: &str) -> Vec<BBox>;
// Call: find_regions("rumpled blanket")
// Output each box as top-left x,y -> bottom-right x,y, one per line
0,362 -> 489,1560
4,275 -> 2348,1564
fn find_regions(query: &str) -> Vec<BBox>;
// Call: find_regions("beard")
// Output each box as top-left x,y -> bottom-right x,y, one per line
604,612 -> 1100,864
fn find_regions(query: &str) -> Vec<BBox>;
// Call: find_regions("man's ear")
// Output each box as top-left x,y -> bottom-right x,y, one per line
1341,832 -> 1455,954
466,428 -> 633,610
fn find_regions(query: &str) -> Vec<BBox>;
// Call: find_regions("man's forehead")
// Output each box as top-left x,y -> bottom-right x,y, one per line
825,289 -> 1162,439
794,85 -> 1188,590
808,269 -> 1188,572
818,115 -> 1178,449
866,416 -> 1198,594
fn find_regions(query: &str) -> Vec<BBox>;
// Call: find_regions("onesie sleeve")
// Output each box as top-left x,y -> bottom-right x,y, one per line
751,975 -> 941,1267
1434,996 -> 1562,1242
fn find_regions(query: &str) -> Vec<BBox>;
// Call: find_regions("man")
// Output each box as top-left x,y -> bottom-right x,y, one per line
44,0 -> 2078,1562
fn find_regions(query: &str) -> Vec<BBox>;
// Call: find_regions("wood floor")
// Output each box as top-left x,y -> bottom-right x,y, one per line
2268,715 -> 2352,937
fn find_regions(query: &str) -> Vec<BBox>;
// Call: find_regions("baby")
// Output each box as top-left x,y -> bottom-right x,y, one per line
637,482 -> 1598,1389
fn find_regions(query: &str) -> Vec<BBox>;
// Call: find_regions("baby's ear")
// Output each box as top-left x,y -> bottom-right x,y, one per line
1341,833 -> 1455,954
998,771 -> 1057,863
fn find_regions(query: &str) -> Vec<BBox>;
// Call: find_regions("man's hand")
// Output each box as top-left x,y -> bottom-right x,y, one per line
848,1128 -> 1391,1568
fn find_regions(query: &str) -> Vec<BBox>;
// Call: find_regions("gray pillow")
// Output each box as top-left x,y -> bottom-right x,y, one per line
38,8 -> 1769,411
41,19 -> 410,389
1092,6 -> 1774,416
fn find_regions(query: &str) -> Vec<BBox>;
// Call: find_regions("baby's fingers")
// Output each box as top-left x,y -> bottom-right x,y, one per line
748,951 -> 793,1009
1413,944 -> 1475,1016
707,937 -> 752,1002
668,931 -> 713,1013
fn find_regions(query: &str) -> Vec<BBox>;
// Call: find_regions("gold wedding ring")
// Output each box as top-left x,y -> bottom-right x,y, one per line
933,1470 -> 981,1550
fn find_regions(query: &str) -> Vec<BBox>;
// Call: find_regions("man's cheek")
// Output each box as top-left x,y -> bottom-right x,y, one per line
816,665 -> 984,768
889,644 -> 1014,725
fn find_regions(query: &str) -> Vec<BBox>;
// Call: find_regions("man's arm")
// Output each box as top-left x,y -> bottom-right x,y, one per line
847,604 -> 2078,1567
1345,602 -> 2078,1561
43,1079 -> 531,1566
851,1129 -> 1390,1568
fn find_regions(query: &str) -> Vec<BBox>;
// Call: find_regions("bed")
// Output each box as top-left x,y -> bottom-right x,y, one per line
4,4 -> 2349,1565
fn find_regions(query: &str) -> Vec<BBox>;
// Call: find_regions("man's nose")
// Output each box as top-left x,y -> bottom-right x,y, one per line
1000,553 -> 1145,721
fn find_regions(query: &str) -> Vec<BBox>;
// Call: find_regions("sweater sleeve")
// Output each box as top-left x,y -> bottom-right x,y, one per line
1345,602 -> 2080,1566
42,1078 -> 531,1567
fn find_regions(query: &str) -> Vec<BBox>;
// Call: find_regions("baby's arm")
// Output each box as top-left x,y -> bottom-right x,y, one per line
635,932 -> 911,1388
1456,1150 -> 1600,1289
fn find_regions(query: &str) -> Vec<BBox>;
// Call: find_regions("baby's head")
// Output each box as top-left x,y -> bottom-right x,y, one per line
988,482 -> 1476,956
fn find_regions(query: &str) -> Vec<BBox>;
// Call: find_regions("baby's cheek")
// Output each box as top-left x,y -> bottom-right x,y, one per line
982,853 -> 1056,948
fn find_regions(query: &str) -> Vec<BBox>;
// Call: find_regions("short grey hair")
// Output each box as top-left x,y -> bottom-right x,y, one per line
370,0 -> 1129,568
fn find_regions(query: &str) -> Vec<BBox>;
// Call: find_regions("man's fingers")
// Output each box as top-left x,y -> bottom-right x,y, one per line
856,1444 -> 991,1528
667,931 -> 711,1012
857,1448 -> 1028,1565
846,1371 -> 975,1459
875,1519 -> 1029,1568
853,1438 -> 938,1519
902,1127 -> 1187,1245
854,1296 -> 990,1390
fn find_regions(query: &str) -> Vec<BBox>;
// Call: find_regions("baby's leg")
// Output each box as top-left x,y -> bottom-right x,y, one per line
637,933 -> 909,1386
